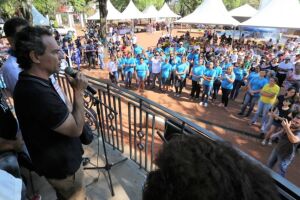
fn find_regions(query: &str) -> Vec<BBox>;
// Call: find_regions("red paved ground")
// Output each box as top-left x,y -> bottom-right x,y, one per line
79,30 -> 299,187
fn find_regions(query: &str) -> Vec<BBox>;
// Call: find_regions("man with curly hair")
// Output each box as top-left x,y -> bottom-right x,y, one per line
143,135 -> 280,200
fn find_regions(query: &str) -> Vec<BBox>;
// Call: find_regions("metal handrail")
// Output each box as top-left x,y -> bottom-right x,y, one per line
79,75 -> 300,200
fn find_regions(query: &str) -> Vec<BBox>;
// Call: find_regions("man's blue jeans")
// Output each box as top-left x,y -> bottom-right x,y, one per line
240,92 -> 259,115
98,53 -> 104,69
125,71 -> 133,85
251,101 -> 272,127
267,148 -> 295,177
202,85 -> 212,103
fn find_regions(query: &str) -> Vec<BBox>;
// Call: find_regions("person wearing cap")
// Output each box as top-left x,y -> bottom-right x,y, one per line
277,57 -> 294,87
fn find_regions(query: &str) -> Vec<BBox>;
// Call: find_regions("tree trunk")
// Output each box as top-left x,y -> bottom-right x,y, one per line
20,0 -> 33,24
99,0 -> 108,39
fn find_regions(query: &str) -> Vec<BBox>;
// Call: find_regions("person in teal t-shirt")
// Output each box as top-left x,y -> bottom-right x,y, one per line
190,58 -> 206,100
123,52 -> 136,88
230,63 -> 248,100
161,57 -> 172,92
135,57 -> 149,92
219,66 -> 236,109
117,53 -> 125,81
212,60 -> 223,102
200,62 -> 216,107
174,56 -> 189,97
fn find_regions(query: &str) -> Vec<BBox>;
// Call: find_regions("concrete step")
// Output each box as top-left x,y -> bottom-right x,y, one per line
25,138 -> 146,200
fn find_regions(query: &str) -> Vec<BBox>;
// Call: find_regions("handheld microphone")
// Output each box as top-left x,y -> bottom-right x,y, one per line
64,67 -> 97,95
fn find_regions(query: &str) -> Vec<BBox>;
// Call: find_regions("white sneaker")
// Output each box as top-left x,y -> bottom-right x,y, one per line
261,139 -> 267,146
204,103 -> 208,107
268,140 -> 272,146
199,102 -> 203,106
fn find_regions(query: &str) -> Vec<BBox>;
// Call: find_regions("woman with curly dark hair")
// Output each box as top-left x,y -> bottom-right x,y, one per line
143,135 -> 280,200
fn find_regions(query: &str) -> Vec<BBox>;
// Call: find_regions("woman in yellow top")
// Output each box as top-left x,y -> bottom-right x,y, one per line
250,77 -> 280,130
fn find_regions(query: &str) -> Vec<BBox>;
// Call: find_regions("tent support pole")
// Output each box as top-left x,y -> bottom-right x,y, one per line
231,26 -> 235,47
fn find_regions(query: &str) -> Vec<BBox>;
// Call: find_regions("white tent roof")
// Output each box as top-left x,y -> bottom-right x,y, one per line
157,3 -> 180,18
32,5 -> 50,26
176,0 -> 239,26
121,0 -> 145,19
229,4 -> 257,18
259,0 -> 272,10
142,5 -> 159,18
241,0 -> 300,29
87,0 -> 123,20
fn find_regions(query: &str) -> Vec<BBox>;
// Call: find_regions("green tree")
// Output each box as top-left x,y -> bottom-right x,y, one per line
110,0 -> 164,12
33,0 -> 60,16
98,0 -> 108,38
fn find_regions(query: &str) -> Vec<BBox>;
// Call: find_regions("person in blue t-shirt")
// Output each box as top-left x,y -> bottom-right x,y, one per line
190,58 -> 206,100
238,71 -> 268,117
200,62 -> 216,107
174,56 -> 189,97
219,66 -> 236,108
169,53 -> 178,87
222,57 -> 232,71
247,67 -> 260,83
164,45 -> 174,56
161,58 -> 172,92
123,52 -> 136,88
230,63 -> 248,100
135,57 -> 149,92
117,53 -> 125,81
212,60 -> 223,102
176,42 -> 186,57
133,44 -> 143,56
156,44 -> 163,53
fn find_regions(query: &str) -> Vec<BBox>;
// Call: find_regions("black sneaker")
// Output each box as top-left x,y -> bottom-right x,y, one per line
259,132 -> 265,139
238,112 -> 243,116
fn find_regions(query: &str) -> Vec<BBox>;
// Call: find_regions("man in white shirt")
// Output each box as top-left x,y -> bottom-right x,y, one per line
132,34 -> 137,45
151,53 -> 162,90
1,18 -> 28,96
230,49 -> 238,64
277,57 -> 294,87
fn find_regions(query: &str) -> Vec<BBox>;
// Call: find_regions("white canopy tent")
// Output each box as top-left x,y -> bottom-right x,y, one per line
32,5 -> 50,26
157,3 -> 180,18
87,0 -> 123,20
229,4 -> 257,18
142,5 -> 159,19
175,0 -> 239,26
259,0 -> 272,10
121,0 -> 145,19
241,0 -> 300,29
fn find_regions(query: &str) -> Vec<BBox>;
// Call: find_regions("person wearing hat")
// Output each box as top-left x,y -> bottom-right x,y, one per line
276,57 -> 294,87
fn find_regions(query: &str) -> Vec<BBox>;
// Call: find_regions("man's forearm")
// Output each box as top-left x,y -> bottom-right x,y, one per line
0,138 -> 17,152
284,127 -> 300,143
71,90 -> 85,134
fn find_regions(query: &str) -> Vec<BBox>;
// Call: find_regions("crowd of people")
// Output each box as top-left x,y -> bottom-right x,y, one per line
69,29 -> 300,176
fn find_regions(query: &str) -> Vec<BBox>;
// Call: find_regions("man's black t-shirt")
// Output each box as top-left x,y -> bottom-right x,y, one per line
13,72 -> 83,179
0,93 -> 18,140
